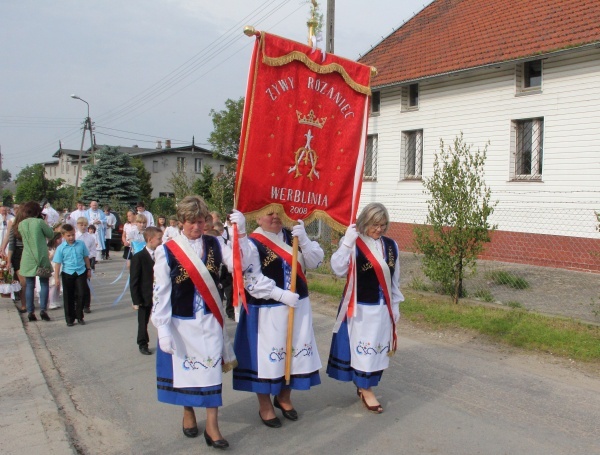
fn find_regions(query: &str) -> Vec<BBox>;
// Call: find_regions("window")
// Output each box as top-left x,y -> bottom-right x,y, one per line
195,158 -> 203,173
364,134 -> 378,180
176,157 -> 186,172
153,160 -> 159,173
402,130 -> 423,179
159,192 -> 175,198
516,60 -> 542,94
402,83 -> 419,111
370,91 -> 380,115
512,118 -> 543,180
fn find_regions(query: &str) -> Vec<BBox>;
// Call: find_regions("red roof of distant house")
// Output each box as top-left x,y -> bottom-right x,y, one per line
359,0 -> 600,88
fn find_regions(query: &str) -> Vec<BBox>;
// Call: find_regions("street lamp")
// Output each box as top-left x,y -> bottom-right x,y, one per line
70,94 -> 94,206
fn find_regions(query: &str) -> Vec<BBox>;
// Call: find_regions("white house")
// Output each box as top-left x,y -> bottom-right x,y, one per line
358,0 -> 600,272
44,139 -> 233,199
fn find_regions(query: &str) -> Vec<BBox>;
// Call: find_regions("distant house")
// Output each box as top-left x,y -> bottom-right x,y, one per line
358,0 -> 600,272
44,139 -> 233,199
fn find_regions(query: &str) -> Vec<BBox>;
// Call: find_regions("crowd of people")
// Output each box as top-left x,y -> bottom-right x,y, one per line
0,197 -> 403,450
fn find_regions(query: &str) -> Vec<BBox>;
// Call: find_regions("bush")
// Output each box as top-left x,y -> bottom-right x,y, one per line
487,270 -> 530,289
151,197 -> 176,217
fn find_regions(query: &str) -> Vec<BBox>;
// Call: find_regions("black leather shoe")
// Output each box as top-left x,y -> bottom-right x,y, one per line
139,346 -> 152,355
273,396 -> 298,421
204,430 -> 229,449
182,425 -> 199,438
258,411 -> 282,428
67,321 -> 75,327
40,311 -> 51,321
83,307 -> 91,314
28,312 -> 37,321
78,319 -> 86,325
17,308 -> 27,314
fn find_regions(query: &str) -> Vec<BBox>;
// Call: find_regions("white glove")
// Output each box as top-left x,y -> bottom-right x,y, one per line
342,224 -> 359,248
392,304 -> 400,323
291,219 -> 310,247
270,288 -> 299,308
159,335 -> 176,355
229,209 -> 246,234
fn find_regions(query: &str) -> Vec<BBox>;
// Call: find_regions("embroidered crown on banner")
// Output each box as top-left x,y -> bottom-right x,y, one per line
296,110 -> 327,129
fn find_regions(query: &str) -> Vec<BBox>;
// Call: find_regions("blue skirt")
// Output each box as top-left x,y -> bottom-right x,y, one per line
326,317 -> 383,389
156,343 -> 222,408
232,304 -> 320,395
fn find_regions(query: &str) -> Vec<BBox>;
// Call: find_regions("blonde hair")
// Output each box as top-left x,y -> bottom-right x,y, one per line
177,195 -> 209,223
356,203 -> 389,235
76,217 -> 88,226
135,214 -> 147,224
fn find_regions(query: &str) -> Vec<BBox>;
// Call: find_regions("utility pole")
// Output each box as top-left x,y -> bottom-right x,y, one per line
70,95 -> 93,206
326,0 -> 335,53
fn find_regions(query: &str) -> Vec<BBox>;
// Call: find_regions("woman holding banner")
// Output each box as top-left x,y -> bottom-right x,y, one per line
327,203 -> 403,414
151,195 -> 246,448
233,211 -> 323,428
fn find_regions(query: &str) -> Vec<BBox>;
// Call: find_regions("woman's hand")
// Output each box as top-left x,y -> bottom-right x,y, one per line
342,224 -> 359,248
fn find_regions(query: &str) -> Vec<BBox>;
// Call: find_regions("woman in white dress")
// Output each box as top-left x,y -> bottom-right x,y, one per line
233,211 -> 323,428
151,195 -> 246,448
327,203 -> 403,414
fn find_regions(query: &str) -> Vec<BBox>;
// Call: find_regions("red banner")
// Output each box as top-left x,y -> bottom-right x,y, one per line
235,32 -> 372,231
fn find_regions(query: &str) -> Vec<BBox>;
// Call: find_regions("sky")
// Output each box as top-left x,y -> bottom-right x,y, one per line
0,0 -> 434,178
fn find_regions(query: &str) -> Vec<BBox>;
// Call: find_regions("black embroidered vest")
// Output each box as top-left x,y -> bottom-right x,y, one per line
355,236 -> 397,303
164,235 -> 223,318
248,228 -> 309,305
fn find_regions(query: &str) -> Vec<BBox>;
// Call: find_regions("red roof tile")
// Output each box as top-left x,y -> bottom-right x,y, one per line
359,0 -> 600,87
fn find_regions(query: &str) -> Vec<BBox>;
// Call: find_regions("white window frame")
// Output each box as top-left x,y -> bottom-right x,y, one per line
402,83 -> 419,111
516,60 -> 542,95
195,158 -> 203,173
370,90 -> 381,116
511,117 -> 544,181
401,129 -> 423,179
176,157 -> 186,172
363,134 -> 378,181
152,160 -> 159,173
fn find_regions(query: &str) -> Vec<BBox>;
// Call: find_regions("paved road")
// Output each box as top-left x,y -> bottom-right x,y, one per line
19,258 -> 600,454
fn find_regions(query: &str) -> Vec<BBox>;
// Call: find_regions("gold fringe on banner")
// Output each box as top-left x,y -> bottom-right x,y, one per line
260,32 -> 371,96
243,203 -> 348,233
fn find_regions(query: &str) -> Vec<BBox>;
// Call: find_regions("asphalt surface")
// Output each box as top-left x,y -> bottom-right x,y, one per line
2,256 -> 600,454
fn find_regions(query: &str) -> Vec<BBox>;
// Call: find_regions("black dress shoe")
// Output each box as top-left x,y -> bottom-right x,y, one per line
78,319 -> 86,325
83,307 -> 91,314
182,425 -> 199,438
40,311 -> 51,321
28,312 -> 37,321
139,346 -> 152,355
17,308 -> 27,314
273,396 -> 298,421
204,430 -> 229,449
258,411 -> 282,428
67,321 -> 75,327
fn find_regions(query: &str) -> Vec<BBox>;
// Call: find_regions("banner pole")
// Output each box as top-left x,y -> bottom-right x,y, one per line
284,236 -> 299,384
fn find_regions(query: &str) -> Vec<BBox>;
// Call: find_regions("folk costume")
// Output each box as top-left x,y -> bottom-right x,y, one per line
233,227 -> 323,395
327,234 -> 403,389
152,234 -> 237,408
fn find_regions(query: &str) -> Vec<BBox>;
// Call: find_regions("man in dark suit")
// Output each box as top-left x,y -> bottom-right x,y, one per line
130,227 -> 163,355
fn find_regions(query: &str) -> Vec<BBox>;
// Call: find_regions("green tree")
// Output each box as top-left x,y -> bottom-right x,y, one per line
1,189 -> 13,206
81,146 -> 139,206
150,197 -> 176,218
167,164 -> 195,202
15,164 -> 49,203
209,162 -> 235,217
414,133 -> 497,303
193,165 -> 214,202
131,157 -> 153,205
1,169 -> 11,183
208,97 -> 244,158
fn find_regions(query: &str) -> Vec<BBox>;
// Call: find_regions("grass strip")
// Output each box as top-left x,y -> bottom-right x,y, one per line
307,274 -> 600,362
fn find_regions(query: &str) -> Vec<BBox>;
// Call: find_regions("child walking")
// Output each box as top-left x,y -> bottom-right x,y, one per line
75,217 -> 95,313
162,215 -> 180,242
52,224 -> 92,326
129,227 -> 163,355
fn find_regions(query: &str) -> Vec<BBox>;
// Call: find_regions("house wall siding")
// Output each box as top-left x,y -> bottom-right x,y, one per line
365,48 -> 600,271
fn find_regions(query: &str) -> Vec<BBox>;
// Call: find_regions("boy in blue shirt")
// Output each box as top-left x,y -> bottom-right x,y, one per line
53,224 -> 92,327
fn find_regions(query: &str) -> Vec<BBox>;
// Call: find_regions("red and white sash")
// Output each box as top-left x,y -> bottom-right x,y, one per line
250,228 -> 308,286
165,235 -> 224,328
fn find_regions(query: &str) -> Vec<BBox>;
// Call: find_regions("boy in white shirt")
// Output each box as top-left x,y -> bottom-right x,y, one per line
76,217 -> 95,313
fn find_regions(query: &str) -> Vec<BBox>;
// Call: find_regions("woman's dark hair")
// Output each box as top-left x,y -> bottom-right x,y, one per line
48,232 -> 62,249
12,200 -> 42,239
